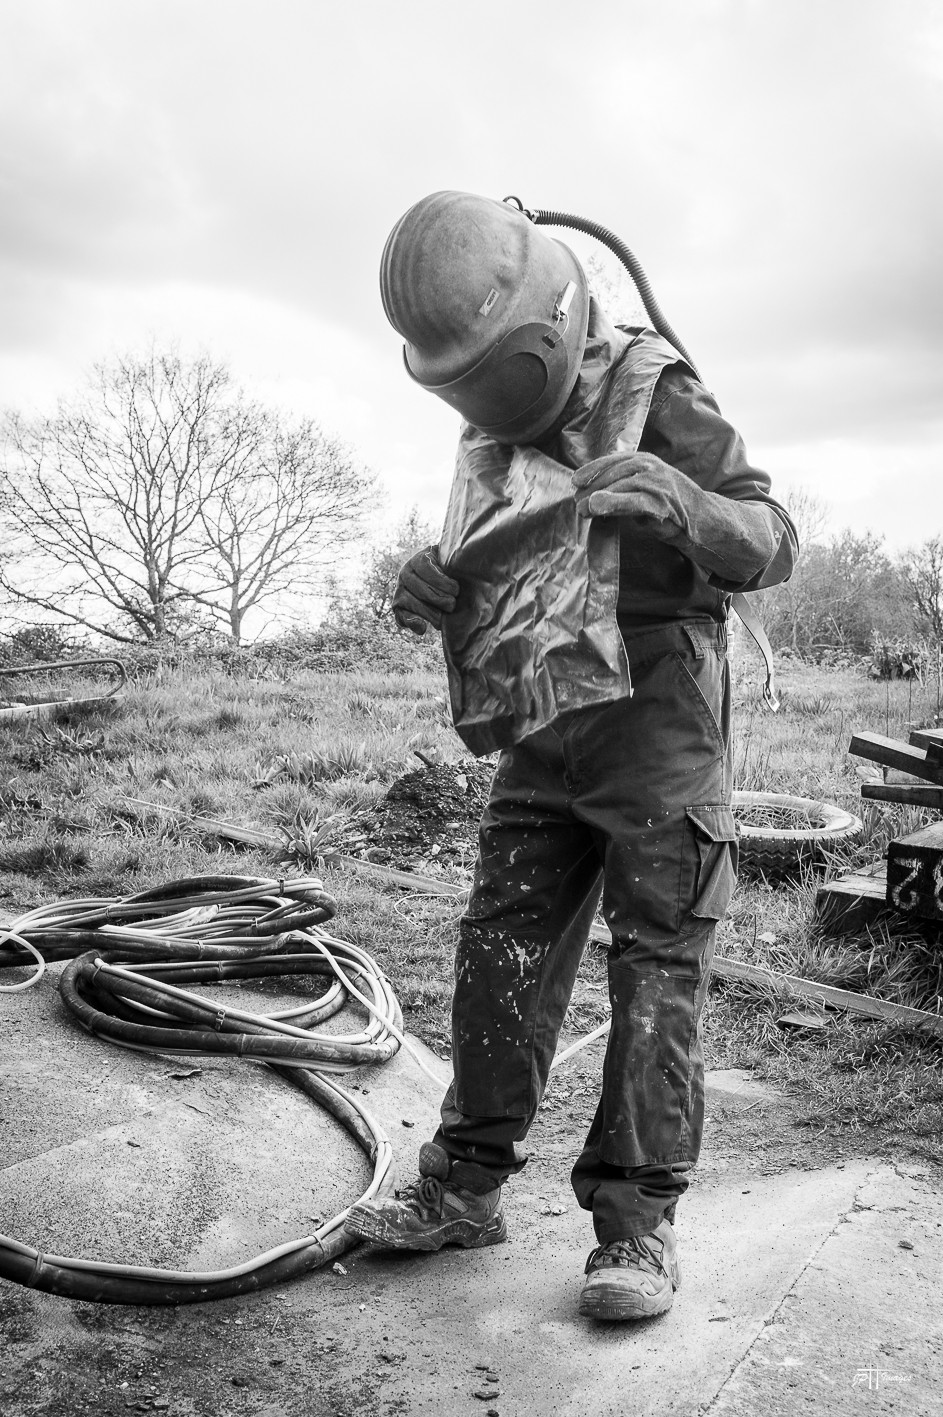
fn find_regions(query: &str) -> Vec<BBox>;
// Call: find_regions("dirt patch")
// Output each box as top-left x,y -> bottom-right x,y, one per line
531,1050 -> 930,1179
356,758 -> 495,878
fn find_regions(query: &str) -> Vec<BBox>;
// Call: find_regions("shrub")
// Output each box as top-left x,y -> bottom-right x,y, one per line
0,625 -> 83,666
868,636 -> 939,682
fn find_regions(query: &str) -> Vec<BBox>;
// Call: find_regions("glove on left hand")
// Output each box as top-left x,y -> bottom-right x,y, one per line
392,545 -> 460,636
572,450 -> 781,586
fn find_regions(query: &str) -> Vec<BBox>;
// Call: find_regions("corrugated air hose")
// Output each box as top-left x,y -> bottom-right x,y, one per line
0,873 -> 437,1305
503,197 -> 703,382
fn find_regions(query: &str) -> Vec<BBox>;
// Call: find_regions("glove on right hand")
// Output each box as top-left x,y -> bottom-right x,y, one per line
392,546 -> 460,635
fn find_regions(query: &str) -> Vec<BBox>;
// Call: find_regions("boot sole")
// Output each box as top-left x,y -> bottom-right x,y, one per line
345,1207 -> 507,1252
578,1284 -> 676,1321
579,1263 -> 681,1322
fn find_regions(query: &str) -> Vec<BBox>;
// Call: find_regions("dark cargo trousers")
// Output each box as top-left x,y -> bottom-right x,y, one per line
433,620 -> 738,1243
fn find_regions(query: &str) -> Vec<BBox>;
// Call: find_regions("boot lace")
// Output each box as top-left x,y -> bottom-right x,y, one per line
395,1175 -> 447,1219
585,1235 -> 666,1278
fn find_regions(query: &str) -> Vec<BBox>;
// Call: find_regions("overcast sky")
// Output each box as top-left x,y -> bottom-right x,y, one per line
2,0 -> 941,557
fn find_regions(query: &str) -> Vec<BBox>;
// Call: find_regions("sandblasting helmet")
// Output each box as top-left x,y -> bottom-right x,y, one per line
380,191 -> 590,445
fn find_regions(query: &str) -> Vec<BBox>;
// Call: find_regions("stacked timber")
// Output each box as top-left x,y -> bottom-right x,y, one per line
851,729 -> 943,811
833,727 -> 943,925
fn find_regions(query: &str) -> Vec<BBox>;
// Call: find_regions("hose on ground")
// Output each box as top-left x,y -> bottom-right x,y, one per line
0,874 -> 412,1305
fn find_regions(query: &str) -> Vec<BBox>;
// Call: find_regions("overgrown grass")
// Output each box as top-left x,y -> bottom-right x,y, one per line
0,650 -> 941,1157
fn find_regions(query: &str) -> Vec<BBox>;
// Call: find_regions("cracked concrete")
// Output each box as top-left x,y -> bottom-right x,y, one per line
2,969 -> 942,1416
704,1164 -> 943,1415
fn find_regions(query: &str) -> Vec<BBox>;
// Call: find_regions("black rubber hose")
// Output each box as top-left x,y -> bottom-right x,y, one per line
0,1230 -> 345,1306
0,927 -> 337,968
60,952 -> 399,1068
0,875 -> 408,1304
122,874 -> 311,903
519,202 -> 703,382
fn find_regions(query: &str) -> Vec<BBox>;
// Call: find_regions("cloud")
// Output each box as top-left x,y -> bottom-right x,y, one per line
755,426 -> 943,550
0,0 -> 940,552
0,21 -> 203,300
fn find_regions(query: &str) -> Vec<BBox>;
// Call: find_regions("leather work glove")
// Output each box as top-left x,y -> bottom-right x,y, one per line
572,450 -> 790,589
392,545 -> 460,635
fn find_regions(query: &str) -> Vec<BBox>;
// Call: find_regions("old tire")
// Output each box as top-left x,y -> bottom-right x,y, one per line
732,790 -> 863,872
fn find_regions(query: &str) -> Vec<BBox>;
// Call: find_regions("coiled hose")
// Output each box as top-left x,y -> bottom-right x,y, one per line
0,874 -> 422,1305
504,197 -> 702,382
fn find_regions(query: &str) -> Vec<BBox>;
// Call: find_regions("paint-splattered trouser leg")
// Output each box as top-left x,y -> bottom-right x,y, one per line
433,622 -> 737,1241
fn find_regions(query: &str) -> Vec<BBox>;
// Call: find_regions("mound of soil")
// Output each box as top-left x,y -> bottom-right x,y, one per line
358,758 -> 495,877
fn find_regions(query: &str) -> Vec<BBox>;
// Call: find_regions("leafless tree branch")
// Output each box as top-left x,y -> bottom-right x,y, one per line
0,349 -> 374,644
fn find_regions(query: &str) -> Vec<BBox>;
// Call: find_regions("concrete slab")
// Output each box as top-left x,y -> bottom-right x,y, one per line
1,966 -> 445,1268
707,1166 -> 943,1416
2,965 -> 942,1417
310,1159 -> 889,1417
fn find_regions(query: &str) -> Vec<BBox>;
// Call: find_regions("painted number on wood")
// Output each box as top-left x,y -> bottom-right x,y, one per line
890,854 -> 943,915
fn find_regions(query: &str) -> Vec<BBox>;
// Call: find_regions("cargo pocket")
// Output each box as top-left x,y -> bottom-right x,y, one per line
685,804 -> 739,921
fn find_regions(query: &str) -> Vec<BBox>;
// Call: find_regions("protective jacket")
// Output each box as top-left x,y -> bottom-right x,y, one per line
439,301 -> 797,754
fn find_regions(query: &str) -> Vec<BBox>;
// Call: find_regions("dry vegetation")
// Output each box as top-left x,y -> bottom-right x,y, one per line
1,646 -> 941,1163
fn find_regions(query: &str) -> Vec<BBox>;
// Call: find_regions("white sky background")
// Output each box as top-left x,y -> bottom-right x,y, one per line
1,0 -> 941,580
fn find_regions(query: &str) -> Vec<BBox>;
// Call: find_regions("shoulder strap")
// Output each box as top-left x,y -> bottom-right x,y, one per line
731,593 -> 779,711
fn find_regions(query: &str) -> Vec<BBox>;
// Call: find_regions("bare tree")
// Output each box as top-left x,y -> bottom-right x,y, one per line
758,489 -> 914,655
583,253 -> 646,326
1,351 -> 233,642
756,487 -> 831,653
900,536 -> 943,640
360,507 -> 435,620
0,350 -> 373,644
779,486 -> 829,550
188,411 -> 373,642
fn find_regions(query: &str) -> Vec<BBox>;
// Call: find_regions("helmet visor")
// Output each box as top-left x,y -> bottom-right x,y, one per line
405,322 -> 572,443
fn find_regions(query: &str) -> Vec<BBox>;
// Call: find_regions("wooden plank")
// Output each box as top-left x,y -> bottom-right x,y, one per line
910,729 -> 943,768
122,797 -> 943,1036
886,821 -> 943,921
861,783 -> 943,809
704,956 -> 943,1035
119,798 -> 279,848
330,855 -> 470,899
0,696 -> 116,724
848,732 -> 943,786
815,862 -> 889,932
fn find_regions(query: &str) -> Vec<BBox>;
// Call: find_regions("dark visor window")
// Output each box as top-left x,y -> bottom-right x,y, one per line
456,352 -> 548,427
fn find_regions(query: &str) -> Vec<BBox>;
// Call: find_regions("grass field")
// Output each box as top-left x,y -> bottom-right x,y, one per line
1,645 -> 941,1162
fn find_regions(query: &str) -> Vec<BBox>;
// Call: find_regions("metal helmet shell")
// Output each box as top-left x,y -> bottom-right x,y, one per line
380,191 -> 590,444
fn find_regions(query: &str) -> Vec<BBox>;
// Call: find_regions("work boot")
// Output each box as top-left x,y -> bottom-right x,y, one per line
344,1142 -> 506,1251
578,1219 -> 680,1321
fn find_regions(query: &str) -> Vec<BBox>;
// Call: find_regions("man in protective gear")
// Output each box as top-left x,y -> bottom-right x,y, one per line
346,191 -> 798,1322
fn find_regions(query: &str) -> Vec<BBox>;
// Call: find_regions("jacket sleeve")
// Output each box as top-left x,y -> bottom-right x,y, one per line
639,365 -> 799,592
